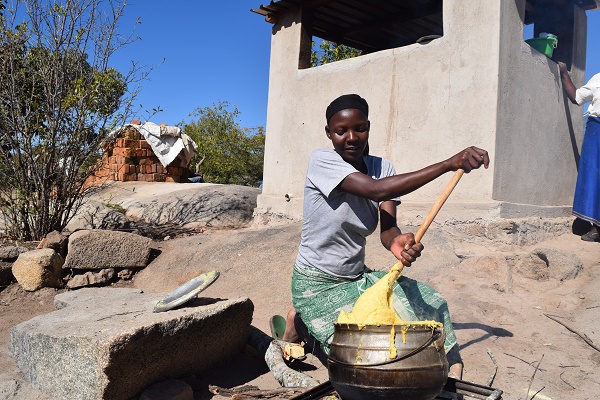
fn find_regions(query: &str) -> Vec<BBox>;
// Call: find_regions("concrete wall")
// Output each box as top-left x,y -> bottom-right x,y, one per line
256,0 -> 586,223
494,0 -> 586,212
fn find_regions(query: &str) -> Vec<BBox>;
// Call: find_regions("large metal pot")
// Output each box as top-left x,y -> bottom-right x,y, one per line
327,323 -> 448,400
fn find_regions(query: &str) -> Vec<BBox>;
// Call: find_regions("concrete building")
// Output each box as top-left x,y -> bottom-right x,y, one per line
252,0 -> 598,224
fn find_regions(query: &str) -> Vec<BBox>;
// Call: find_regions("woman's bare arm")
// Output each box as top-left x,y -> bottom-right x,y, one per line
339,146 -> 489,202
379,200 -> 423,267
558,62 -> 578,105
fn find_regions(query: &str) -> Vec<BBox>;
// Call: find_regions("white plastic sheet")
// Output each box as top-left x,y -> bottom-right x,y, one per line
109,122 -> 198,168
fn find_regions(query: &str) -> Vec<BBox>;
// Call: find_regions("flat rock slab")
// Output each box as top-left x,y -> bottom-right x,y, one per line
9,288 -> 253,400
63,230 -> 152,270
66,182 -> 261,232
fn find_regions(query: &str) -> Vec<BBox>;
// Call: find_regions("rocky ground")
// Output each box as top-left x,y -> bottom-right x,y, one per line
0,182 -> 599,400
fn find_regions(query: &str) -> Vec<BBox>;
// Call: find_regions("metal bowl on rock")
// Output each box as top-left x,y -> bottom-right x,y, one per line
328,323 -> 448,400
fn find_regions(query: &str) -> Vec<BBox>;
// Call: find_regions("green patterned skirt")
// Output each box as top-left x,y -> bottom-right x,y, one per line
291,264 -> 457,353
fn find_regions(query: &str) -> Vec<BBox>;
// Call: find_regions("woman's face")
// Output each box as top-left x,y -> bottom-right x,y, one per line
326,108 -> 369,165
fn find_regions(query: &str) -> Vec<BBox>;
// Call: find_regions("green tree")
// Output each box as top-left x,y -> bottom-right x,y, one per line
0,0 -> 148,240
184,102 -> 264,187
311,40 -> 362,67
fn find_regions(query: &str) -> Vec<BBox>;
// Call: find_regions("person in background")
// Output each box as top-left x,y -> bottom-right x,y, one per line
558,62 -> 600,242
279,94 -> 489,379
187,172 -> 204,183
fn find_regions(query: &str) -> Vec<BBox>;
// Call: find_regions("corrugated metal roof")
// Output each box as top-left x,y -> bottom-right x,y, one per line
251,0 -> 597,53
251,0 -> 444,53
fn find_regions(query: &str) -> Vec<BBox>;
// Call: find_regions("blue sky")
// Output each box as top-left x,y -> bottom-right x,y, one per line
111,1 -> 272,129
112,2 -> 600,129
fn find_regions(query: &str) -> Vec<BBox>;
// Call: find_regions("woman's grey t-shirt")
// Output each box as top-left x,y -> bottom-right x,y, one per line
295,149 -> 400,278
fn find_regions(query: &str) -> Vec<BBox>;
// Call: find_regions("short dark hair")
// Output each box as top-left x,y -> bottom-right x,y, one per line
326,94 -> 369,123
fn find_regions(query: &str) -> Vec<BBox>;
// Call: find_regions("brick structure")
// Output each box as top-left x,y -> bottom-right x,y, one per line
91,122 -> 190,185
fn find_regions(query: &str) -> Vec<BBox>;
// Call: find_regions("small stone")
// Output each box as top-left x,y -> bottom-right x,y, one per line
66,269 -> 115,289
12,249 -> 64,291
117,269 -> 135,280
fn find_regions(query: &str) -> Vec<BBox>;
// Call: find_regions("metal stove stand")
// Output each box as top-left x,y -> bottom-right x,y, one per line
290,378 -> 503,400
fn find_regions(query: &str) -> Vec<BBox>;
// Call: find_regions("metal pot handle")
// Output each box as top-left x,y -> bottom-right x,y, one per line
327,328 -> 438,367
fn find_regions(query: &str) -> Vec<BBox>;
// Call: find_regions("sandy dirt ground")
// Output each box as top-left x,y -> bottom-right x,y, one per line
0,220 -> 599,400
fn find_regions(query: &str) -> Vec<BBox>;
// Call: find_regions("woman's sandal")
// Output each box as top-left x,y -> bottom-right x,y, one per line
269,315 -> 286,340
269,315 -> 307,361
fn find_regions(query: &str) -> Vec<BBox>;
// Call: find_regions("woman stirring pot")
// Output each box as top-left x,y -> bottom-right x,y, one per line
280,94 -> 490,379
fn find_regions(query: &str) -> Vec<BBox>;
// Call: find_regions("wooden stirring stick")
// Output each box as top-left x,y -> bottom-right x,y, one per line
388,169 -> 465,286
